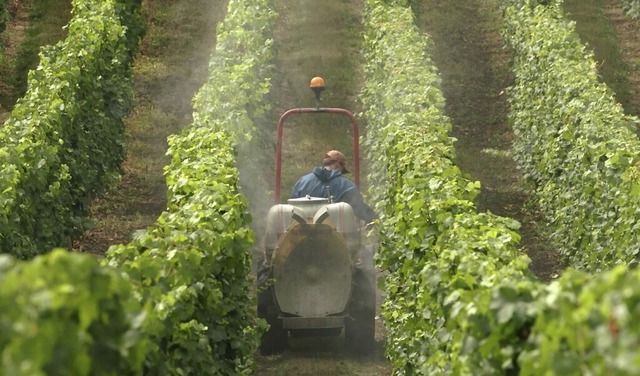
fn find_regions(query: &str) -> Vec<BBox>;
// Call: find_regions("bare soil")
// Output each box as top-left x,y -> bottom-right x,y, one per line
411,0 -> 564,281
253,0 -> 391,374
72,0 -> 227,254
0,0 -> 71,123
564,0 -> 640,118
603,0 -> 640,117
0,0 -> 31,123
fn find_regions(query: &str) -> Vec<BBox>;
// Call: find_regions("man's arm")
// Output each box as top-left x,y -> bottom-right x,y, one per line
341,189 -> 378,223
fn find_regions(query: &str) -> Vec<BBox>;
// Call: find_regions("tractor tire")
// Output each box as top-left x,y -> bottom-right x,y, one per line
345,267 -> 376,355
257,265 -> 288,355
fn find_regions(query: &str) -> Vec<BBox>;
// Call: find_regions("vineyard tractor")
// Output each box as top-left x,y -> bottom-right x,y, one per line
257,77 -> 376,355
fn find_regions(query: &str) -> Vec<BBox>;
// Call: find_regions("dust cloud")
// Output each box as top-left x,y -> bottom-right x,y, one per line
234,131 -> 277,268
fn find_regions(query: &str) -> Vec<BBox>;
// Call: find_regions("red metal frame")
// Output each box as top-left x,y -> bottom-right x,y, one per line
275,107 -> 360,204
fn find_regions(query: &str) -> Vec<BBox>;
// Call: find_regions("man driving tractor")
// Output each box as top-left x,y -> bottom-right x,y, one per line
258,79 -> 377,356
290,149 -> 378,224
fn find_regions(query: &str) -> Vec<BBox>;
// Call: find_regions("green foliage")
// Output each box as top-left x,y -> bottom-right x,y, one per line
192,0 -> 276,142
622,0 -> 640,18
0,0 -> 144,258
10,0 -> 73,101
0,250 -> 147,375
190,0 -> 276,215
103,0 -> 276,373
520,266 -> 640,375
1,0 -> 272,373
104,145 -> 260,374
499,0 -> 640,271
113,0 -> 145,60
363,1 -> 640,374
361,1 -> 539,373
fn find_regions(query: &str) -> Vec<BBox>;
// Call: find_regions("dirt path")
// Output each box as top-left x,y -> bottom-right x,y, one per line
604,1 -> 640,118
72,0 -> 228,254
0,0 -> 32,122
410,0 -> 640,283
410,0 -> 563,281
563,0 -> 640,118
254,0 -> 391,374
0,0 -> 71,123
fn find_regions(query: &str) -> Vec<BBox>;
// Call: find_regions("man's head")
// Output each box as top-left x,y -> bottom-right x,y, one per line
323,150 -> 349,173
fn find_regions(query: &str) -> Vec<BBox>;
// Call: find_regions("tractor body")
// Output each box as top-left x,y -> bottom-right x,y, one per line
257,77 -> 376,355
258,197 -> 375,354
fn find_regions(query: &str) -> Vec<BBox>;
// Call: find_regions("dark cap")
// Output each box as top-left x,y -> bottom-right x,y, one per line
325,150 -> 349,173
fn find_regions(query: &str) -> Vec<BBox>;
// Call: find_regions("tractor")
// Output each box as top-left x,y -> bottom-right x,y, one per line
257,77 -> 376,355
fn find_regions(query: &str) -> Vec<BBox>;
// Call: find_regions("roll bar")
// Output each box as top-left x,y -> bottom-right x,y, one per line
274,107 -> 360,204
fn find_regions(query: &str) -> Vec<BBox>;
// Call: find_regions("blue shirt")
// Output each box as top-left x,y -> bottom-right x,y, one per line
290,167 -> 378,223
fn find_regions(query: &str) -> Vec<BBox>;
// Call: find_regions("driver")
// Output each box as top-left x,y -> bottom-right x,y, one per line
290,150 -> 378,224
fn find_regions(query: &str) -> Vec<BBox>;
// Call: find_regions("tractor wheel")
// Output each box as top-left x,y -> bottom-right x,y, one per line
345,267 -> 376,355
257,265 -> 288,355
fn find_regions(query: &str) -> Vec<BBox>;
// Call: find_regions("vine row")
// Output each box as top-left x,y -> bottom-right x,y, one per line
0,0 -> 276,374
363,0 -> 640,374
500,0 -> 640,271
362,0 -> 535,373
103,0 -> 277,373
0,250 -> 147,375
0,0 -> 144,259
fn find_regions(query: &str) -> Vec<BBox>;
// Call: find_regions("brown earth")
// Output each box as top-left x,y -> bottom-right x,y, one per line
412,0 -> 640,282
0,0 -> 71,123
604,0 -> 640,117
0,0 -> 31,123
253,0 -> 391,374
412,0 -> 564,281
564,0 -> 640,119
72,0 -> 228,255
